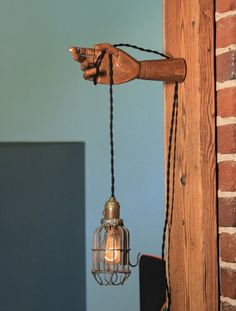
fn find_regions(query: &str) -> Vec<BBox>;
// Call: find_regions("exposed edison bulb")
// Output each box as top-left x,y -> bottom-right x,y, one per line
104,227 -> 121,263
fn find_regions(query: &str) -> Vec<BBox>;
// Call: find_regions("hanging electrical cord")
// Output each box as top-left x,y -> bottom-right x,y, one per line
93,43 -> 179,310
109,53 -> 115,198
113,43 -> 170,59
161,81 -> 179,311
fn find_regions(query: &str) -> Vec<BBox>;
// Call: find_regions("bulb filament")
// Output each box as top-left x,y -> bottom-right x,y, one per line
105,227 -> 120,263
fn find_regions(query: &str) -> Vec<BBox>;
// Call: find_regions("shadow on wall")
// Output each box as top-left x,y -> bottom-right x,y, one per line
0,143 -> 86,311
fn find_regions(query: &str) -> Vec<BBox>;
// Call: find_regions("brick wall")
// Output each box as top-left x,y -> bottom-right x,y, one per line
216,1 -> 236,310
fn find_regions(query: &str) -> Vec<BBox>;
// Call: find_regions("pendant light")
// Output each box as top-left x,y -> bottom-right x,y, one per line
91,54 -> 133,286
92,197 -> 131,285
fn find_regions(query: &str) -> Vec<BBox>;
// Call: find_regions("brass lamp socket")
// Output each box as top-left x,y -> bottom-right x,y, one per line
103,197 -> 120,219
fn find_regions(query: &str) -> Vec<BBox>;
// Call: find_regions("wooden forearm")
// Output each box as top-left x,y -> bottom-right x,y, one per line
138,58 -> 186,83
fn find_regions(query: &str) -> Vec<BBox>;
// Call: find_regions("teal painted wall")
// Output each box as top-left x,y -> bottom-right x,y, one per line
0,0 -> 163,310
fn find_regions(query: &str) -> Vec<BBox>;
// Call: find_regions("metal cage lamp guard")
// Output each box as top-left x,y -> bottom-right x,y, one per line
92,197 -> 131,286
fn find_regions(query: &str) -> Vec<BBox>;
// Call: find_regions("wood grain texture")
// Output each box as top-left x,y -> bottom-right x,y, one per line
163,0 -> 219,310
139,58 -> 186,82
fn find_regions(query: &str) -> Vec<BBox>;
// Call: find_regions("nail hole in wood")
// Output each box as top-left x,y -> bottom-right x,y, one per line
180,175 -> 186,186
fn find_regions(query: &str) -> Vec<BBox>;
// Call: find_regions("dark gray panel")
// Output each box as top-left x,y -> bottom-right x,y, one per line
0,143 -> 86,311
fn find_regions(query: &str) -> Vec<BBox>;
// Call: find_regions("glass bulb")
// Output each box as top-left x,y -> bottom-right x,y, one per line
104,227 -> 121,263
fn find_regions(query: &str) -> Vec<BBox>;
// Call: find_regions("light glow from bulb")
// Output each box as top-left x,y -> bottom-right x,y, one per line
104,227 -> 120,263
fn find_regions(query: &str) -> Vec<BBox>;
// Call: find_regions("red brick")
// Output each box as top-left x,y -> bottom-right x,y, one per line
221,268 -> 236,298
216,15 -> 236,48
217,124 -> 236,154
218,197 -> 236,227
216,0 -> 236,13
222,302 -> 236,311
217,87 -> 236,117
220,233 -> 236,262
216,51 -> 236,83
218,161 -> 236,191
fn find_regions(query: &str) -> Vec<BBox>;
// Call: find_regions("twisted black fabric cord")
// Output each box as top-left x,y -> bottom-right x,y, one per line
92,52 -> 116,196
109,53 -> 115,197
167,82 -> 179,311
113,43 -> 170,59
161,82 -> 178,260
161,81 -> 179,311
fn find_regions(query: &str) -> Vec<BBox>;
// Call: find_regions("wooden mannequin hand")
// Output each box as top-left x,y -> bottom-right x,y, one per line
69,43 -> 140,85
69,43 -> 186,84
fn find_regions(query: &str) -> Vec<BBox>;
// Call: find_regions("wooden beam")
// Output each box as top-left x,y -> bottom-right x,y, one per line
163,0 -> 219,310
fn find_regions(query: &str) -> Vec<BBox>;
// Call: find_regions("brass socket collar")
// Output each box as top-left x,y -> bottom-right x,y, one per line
101,218 -> 122,226
103,196 -> 120,219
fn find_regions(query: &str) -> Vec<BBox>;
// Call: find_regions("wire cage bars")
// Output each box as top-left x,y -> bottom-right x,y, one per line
92,197 -> 131,286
